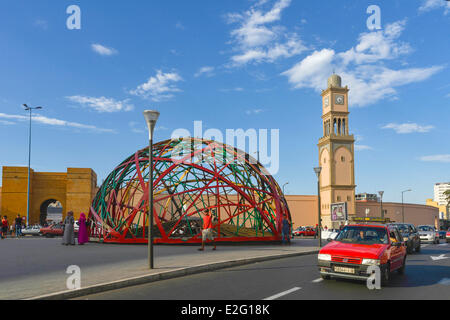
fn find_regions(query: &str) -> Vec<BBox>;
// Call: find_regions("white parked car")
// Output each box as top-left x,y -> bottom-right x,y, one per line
21,225 -> 42,236
321,229 -> 339,240
417,225 -> 439,244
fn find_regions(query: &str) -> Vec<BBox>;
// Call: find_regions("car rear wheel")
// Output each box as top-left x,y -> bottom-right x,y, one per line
407,244 -> 412,254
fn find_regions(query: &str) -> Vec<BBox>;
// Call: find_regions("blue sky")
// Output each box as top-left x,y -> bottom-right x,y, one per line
0,0 -> 449,205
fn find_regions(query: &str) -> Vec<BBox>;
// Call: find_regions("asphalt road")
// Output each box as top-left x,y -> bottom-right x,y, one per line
0,236 -> 317,281
76,241 -> 450,300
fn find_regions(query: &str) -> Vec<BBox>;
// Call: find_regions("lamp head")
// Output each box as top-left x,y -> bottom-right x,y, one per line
314,167 -> 322,178
143,110 -> 160,139
378,191 -> 384,197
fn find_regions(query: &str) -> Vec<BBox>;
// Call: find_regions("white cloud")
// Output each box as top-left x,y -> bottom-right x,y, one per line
382,123 -> 435,134
219,87 -> 244,92
246,109 -> 264,115
282,20 -> 443,107
0,120 -> 14,125
130,70 -> 183,102
355,145 -> 373,151
0,113 -> 115,133
282,49 -> 335,90
91,44 -> 118,56
175,22 -> 185,30
226,0 -> 306,66
419,154 -> 450,163
338,20 -> 411,66
194,66 -> 215,78
67,96 -> 134,113
419,0 -> 450,15
34,19 -> 48,30
129,121 -> 169,134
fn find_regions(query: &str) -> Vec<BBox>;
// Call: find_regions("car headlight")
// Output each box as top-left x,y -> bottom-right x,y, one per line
403,237 -> 409,241
361,259 -> 380,266
318,254 -> 331,261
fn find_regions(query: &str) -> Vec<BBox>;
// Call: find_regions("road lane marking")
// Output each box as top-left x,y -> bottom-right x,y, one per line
312,278 -> 323,283
263,287 -> 301,300
438,278 -> 450,286
430,254 -> 448,261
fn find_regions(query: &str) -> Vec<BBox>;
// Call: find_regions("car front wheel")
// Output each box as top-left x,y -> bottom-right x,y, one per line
397,258 -> 406,275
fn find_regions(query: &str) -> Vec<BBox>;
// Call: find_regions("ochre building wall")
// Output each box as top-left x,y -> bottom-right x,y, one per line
0,166 -> 97,224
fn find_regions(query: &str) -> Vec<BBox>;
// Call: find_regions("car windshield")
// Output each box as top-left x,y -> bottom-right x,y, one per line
335,226 -> 388,244
418,226 -> 433,232
391,224 -> 408,233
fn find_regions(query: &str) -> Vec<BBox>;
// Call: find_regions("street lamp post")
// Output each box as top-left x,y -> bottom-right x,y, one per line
143,110 -> 160,269
314,167 -> 322,247
401,189 -> 412,223
23,104 -> 43,227
378,191 -> 384,218
282,182 -> 289,195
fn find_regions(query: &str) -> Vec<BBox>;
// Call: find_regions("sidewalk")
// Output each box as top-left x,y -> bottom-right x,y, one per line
0,238 -> 318,300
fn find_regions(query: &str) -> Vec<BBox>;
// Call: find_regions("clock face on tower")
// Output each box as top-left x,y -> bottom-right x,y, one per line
335,95 -> 345,105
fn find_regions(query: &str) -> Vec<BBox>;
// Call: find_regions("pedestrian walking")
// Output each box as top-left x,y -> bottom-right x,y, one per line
77,212 -> 89,245
14,214 -> 22,238
62,211 -> 75,246
1,216 -> 8,239
198,209 -> 216,251
281,216 -> 291,245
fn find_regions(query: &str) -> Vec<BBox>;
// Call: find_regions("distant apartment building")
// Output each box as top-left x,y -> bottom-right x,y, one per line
434,183 -> 450,206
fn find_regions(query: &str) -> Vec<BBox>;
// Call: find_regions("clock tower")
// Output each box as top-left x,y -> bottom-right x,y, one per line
318,74 -> 356,228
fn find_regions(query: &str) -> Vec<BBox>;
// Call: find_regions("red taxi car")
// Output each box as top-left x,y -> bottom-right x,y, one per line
40,223 -> 64,237
292,227 -> 316,237
318,219 -> 407,284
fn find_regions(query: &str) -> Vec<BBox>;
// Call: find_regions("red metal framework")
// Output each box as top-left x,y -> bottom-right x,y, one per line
89,137 -> 291,244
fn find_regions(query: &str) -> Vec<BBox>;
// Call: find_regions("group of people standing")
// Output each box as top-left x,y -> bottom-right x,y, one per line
1,211 -> 89,245
1,214 -> 27,239
62,211 -> 89,245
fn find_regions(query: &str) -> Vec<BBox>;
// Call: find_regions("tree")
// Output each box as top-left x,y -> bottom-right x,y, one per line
445,190 -> 450,205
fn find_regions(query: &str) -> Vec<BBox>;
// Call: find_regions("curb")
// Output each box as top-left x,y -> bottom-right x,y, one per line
27,249 -> 319,300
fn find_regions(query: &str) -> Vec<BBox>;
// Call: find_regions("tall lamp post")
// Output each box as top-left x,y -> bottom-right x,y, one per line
143,110 -> 160,269
401,189 -> 412,223
282,182 -> 289,195
378,191 -> 384,218
23,104 -> 43,227
314,167 -> 322,247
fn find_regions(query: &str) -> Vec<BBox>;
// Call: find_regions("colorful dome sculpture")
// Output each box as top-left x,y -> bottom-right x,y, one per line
89,137 -> 291,244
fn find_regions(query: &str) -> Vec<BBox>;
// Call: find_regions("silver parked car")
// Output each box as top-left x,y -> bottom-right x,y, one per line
21,225 -> 42,236
417,225 -> 439,244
